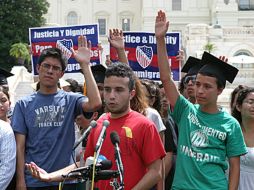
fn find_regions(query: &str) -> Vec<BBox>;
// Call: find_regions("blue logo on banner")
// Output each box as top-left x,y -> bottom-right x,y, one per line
56,39 -> 73,60
136,45 -> 153,69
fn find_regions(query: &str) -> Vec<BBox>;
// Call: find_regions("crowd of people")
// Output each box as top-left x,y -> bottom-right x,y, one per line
0,10 -> 253,190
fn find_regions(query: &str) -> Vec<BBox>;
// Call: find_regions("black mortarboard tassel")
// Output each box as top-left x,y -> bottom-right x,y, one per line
198,52 -> 239,87
91,64 -> 106,84
181,56 -> 204,76
0,68 -> 14,85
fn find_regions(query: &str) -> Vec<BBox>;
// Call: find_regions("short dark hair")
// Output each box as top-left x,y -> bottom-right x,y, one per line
38,48 -> 67,71
179,75 -> 186,94
105,62 -> 135,91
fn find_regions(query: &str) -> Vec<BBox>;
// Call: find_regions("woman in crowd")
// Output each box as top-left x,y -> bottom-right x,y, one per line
131,77 -> 166,140
0,86 -> 11,123
232,87 -> 254,190
141,79 -> 162,113
230,84 -> 248,114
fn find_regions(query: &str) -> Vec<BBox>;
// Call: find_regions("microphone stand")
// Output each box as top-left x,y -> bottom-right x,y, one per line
92,132 -> 106,190
110,177 -> 124,190
94,131 -> 106,164
115,150 -> 124,189
94,120 -> 110,164
110,131 -> 124,190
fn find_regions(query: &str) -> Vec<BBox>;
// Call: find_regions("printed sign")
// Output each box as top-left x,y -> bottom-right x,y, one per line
29,24 -> 100,75
110,32 -> 180,81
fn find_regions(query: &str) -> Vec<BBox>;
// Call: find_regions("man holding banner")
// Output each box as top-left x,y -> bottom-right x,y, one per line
12,35 -> 101,190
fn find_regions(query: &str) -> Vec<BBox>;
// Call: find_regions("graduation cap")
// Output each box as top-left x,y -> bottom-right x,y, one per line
91,64 -> 106,83
0,68 -> 14,85
181,56 -> 204,76
198,52 -> 239,87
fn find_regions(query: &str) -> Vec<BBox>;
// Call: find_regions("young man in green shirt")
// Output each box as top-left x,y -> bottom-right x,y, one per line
155,10 -> 247,190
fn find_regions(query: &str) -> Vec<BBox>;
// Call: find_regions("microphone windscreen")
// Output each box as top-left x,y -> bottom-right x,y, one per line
103,120 -> 110,127
110,131 -> 120,145
90,120 -> 97,128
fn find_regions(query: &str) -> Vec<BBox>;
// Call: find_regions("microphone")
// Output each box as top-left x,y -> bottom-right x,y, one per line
70,159 -> 112,173
98,159 -> 112,170
73,120 -> 97,150
95,170 -> 119,181
67,169 -> 119,181
110,131 -> 123,185
94,120 -> 110,152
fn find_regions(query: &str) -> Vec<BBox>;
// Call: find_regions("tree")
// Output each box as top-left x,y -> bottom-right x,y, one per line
203,42 -> 217,54
0,0 -> 49,71
9,42 -> 30,65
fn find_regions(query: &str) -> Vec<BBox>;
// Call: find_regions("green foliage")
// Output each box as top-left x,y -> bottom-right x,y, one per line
0,0 -> 49,71
203,43 -> 217,53
9,42 -> 30,64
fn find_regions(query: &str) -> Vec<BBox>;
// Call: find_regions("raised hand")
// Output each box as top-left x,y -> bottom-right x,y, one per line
176,49 -> 185,62
155,10 -> 169,38
108,29 -> 125,50
71,35 -> 91,68
219,55 -> 228,63
108,28 -> 129,64
25,162 -> 51,182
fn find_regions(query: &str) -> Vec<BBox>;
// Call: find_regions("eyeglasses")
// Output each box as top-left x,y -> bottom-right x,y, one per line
183,75 -> 196,85
41,63 -> 62,72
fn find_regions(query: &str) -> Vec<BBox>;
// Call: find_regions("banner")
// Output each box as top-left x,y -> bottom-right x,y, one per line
29,24 -> 100,75
110,32 -> 180,81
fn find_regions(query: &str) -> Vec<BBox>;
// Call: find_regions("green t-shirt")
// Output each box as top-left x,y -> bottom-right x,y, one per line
171,95 -> 247,190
